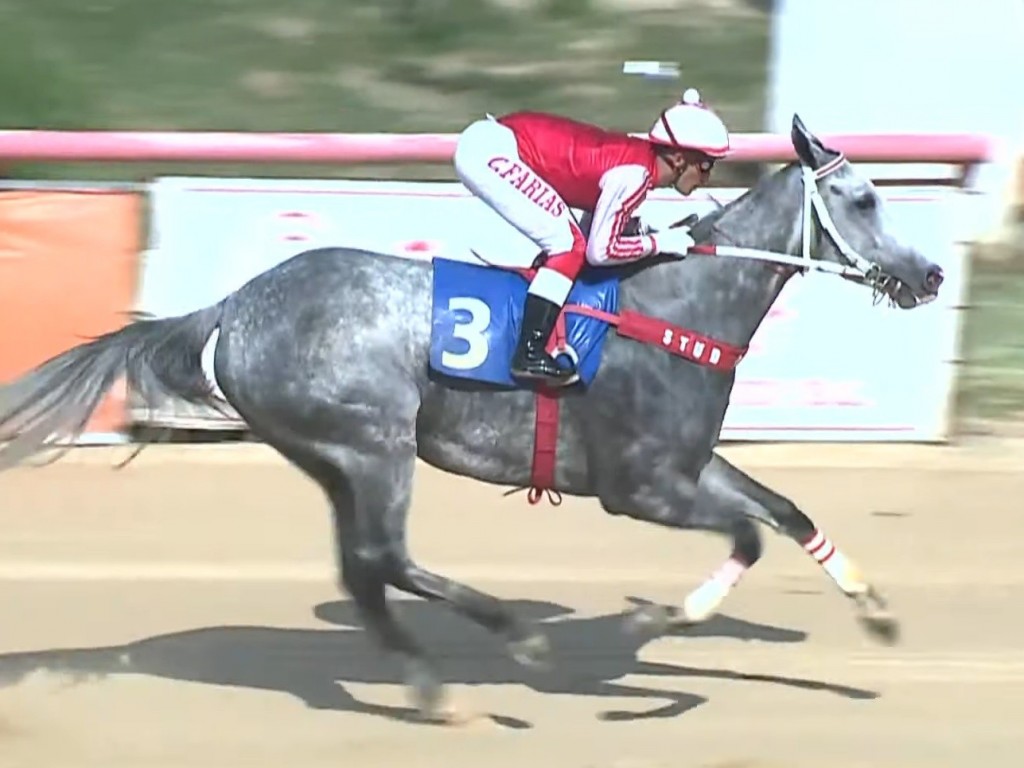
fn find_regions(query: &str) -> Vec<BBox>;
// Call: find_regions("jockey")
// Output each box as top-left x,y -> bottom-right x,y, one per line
453,87 -> 731,386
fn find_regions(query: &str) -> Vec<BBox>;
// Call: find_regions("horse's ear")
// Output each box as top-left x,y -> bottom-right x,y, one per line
791,113 -> 834,170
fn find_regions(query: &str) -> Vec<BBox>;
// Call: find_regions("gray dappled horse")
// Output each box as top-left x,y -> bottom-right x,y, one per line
0,116 -> 944,722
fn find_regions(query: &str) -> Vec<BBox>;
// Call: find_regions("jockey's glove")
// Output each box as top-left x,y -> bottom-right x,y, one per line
654,226 -> 696,258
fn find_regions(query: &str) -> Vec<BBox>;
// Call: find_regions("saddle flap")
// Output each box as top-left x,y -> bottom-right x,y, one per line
429,258 -> 619,388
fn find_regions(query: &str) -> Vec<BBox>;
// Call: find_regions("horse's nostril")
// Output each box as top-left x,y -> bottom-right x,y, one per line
925,267 -> 944,292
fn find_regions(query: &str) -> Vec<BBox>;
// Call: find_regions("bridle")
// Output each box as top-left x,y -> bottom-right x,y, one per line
687,153 -> 907,306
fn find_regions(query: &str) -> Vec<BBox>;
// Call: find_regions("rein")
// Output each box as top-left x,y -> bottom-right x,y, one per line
683,154 -> 903,306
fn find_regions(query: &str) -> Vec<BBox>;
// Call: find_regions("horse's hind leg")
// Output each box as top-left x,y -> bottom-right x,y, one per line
363,448 -> 548,666
301,446 -> 452,719
385,560 -> 551,669
683,453 -> 899,643
255,431 -> 451,722
308,435 -> 546,718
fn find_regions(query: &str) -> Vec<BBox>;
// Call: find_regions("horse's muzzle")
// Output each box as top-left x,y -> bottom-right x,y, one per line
924,266 -> 944,294
888,259 -> 944,309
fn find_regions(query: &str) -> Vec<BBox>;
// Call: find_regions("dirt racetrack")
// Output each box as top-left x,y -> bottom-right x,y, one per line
0,441 -> 1022,768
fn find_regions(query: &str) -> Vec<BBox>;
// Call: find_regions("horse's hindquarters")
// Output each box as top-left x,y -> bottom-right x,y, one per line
212,248 -> 433,442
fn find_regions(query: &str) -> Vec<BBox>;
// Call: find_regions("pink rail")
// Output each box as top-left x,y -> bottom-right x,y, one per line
0,130 -> 994,165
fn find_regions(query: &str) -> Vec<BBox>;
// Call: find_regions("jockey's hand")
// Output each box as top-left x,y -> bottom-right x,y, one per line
655,226 -> 696,258
670,213 -> 700,230
624,215 -> 653,237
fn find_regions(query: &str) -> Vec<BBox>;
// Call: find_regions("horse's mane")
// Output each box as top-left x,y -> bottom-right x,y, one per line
615,162 -> 798,280
687,204 -> 729,243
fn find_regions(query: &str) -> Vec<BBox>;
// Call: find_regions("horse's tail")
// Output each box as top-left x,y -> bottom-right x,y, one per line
0,300 -> 227,470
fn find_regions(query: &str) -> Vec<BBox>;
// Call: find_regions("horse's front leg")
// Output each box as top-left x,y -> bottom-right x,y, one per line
611,457 -> 763,636
682,452 -> 899,644
600,460 -> 764,636
618,452 -> 898,645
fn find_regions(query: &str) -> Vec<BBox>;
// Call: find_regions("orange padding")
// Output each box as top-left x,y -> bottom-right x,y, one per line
0,189 -> 142,437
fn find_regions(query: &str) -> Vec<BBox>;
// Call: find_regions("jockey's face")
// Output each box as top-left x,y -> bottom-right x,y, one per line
676,151 -> 715,195
664,150 -> 715,196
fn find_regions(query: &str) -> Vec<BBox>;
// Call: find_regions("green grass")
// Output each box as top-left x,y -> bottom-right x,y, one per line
956,261 -> 1024,425
0,0 -> 770,182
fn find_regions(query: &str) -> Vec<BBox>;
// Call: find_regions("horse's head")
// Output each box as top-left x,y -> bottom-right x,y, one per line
790,114 -> 944,309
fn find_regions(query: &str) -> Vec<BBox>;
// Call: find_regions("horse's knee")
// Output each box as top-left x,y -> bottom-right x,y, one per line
338,541 -> 392,596
770,497 -> 816,542
732,517 -> 763,566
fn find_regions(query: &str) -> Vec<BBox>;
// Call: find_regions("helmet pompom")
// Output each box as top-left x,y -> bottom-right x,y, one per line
681,87 -> 702,105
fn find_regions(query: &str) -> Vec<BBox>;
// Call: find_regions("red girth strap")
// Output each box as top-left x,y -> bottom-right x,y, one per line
523,304 -> 748,505
528,391 -> 562,505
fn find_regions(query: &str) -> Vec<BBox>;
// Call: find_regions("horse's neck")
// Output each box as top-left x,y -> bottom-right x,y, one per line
623,168 -> 802,348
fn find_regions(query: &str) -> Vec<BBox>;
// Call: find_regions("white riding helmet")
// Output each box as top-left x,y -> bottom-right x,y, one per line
646,88 -> 730,158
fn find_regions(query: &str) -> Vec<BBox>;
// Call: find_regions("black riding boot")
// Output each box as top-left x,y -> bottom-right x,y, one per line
510,294 -> 575,386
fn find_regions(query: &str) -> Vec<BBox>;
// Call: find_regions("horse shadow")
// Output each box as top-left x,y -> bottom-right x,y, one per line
0,599 -> 877,728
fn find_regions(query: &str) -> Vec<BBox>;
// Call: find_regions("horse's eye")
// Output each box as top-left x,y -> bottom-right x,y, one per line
854,193 -> 877,212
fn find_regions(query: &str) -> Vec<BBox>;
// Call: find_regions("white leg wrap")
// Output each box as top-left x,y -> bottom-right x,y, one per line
803,529 -> 866,595
682,557 -> 747,623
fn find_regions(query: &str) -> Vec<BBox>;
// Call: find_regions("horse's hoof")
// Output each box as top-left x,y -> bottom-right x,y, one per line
623,603 -> 678,636
405,660 -> 448,720
854,587 -> 900,645
508,630 -> 551,670
856,610 -> 897,647
418,698 -> 482,727
407,672 -> 484,728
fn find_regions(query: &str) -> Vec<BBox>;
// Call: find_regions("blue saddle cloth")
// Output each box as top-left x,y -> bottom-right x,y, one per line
428,257 -> 620,389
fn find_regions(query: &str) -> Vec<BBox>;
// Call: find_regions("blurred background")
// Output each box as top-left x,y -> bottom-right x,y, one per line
0,0 -> 1022,436
0,0 -> 770,182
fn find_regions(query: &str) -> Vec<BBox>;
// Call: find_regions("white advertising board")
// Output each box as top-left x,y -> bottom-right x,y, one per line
139,176 -> 967,441
767,0 -> 1024,241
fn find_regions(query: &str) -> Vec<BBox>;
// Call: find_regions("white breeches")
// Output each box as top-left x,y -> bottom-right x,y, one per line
453,117 -> 587,305
454,117 -> 581,256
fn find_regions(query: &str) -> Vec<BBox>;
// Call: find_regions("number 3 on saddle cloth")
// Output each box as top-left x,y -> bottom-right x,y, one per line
429,257 -> 616,388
